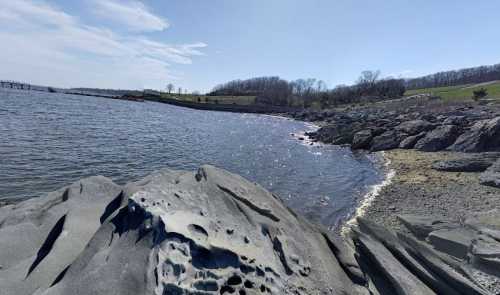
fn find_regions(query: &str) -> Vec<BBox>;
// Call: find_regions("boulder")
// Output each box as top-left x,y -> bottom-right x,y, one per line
310,122 -> 363,145
480,158 -> 500,188
399,132 -> 426,149
370,131 -> 407,152
450,117 -> 500,152
414,125 -> 461,152
352,130 -> 373,150
432,152 -> 500,172
443,116 -> 468,126
0,166 -> 366,295
396,120 -> 434,135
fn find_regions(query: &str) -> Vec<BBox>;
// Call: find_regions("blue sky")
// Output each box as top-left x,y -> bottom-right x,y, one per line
1,0 -> 500,93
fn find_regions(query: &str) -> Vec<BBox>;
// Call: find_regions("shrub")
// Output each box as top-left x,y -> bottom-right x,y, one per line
472,88 -> 488,101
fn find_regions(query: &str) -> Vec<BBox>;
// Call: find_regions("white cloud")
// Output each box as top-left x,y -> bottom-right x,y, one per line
92,0 -> 169,32
0,0 -> 206,90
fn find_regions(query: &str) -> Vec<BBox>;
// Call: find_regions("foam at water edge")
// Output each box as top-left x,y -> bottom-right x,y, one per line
341,151 -> 396,236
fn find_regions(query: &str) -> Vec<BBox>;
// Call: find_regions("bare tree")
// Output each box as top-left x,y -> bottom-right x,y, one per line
178,87 -> 182,95
166,83 -> 174,94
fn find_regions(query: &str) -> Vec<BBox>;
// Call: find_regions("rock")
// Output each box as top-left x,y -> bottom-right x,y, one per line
450,117 -> 500,152
443,116 -> 468,126
432,152 -> 500,172
399,132 -> 426,149
397,215 -> 456,239
414,125 -> 461,152
398,233 -> 490,295
353,231 -> 436,294
311,122 -> 363,145
355,218 -> 461,295
470,233 -> 500,277
1,167 -> 497,295
370,131 -> 407,152
428,228 -> 476,260
0,166 -> 366,295
0,176 -> 123,295
352,130 -> 373,150
480,159 -> 500,188
396,120 -> 434,135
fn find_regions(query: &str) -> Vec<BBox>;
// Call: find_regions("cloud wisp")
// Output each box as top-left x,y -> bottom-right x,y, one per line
92,0 -> 169,32
0,0 -> 206,89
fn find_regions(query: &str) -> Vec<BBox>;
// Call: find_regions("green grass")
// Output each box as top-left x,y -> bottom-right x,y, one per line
159,93 -> 256,105
404,81 -> 500,101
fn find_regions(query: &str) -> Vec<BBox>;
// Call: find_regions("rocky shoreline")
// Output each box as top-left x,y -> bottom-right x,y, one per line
288,98 -> 500,293
1,165 -> 499,294
286,99 -> 500,224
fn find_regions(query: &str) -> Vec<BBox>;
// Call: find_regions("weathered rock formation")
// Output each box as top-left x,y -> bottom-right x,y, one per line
0,166 -> 497,294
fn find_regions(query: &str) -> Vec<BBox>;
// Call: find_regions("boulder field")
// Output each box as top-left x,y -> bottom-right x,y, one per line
0,165 -> 497,294
297,105 -> 500,153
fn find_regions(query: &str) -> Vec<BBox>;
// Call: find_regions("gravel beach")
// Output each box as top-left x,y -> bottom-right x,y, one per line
364,149 -> 500,230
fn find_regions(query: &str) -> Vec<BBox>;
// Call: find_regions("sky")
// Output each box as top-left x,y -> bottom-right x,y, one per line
1,0 -> 500,93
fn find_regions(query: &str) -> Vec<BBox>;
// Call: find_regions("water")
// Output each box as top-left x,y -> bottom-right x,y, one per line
0,88 -> 384,228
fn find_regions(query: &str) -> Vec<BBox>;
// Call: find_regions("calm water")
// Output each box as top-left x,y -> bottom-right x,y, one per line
0,88 -> 383,228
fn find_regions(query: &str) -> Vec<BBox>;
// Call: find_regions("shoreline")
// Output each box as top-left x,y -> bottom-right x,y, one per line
342,151 -> 396,234
362,149 -> 500,230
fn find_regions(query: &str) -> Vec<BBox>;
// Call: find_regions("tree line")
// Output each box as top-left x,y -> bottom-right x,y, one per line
208,71 -> 406,107
405,63 -> 500,90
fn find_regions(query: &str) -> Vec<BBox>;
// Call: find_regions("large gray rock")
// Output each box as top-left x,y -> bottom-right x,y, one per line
353,218 -> 489,295
0,166 -> 366,295
428,228 -> 476,260
397,215 -> 456,239
432,153 -> 500,172
352,130 -> 373,149
0,177 -> 123,295
480,158 -> 500,188
1,167 -> 497,295
399,132 -> 426,149
466,210 -> 500,277
370,131 -> 407,152
450,117 -> 500,152
396,120 -> 434,135
470,233 -> 500,277
414,125 -> 461,152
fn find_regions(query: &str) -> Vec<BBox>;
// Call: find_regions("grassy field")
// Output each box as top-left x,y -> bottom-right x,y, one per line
159,93 -> 256,105
404,80 -> 500,101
